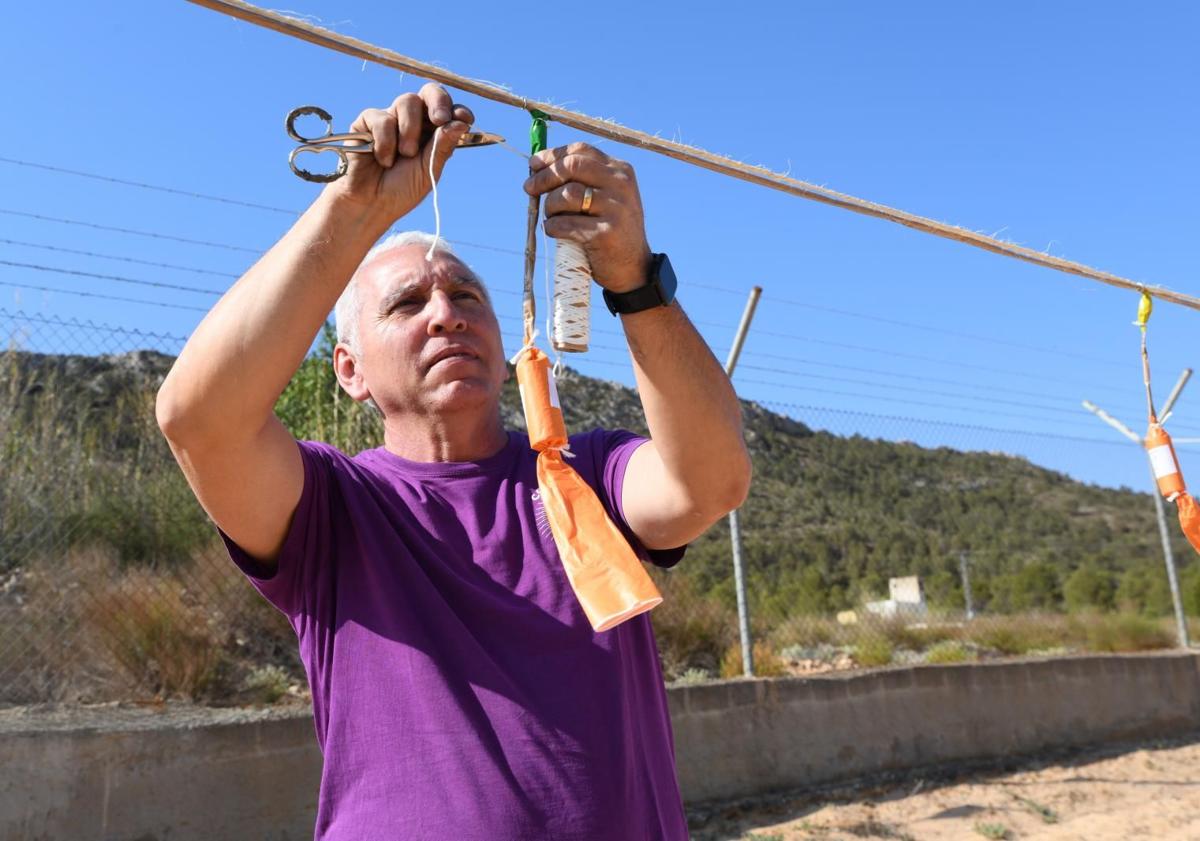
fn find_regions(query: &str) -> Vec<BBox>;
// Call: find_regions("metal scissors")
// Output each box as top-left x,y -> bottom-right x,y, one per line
286,105 -> 505,183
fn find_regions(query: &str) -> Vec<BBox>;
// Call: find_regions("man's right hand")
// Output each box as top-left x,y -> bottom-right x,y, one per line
326,83 -> 475,224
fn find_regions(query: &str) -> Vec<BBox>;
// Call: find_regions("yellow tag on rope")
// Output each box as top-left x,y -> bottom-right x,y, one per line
1134,291 -> 1153,331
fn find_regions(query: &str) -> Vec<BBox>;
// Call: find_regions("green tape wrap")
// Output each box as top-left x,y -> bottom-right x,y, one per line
529,109 -> 549,154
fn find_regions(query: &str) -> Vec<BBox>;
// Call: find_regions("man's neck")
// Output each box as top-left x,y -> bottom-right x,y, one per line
381,409 -> 508,463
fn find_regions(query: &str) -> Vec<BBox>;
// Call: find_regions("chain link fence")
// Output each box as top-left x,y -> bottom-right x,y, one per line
658,402 -> 1200,682
2,309 -> 1197,707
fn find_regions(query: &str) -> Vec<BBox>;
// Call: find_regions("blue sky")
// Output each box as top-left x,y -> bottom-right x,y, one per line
3,1 -> 1199,491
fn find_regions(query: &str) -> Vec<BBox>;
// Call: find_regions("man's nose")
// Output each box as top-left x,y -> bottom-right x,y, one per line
426,290 -> 467,334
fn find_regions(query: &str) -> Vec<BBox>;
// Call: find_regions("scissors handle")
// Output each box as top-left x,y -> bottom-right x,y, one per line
287,106 -> 373,183
286,105 -> 507,183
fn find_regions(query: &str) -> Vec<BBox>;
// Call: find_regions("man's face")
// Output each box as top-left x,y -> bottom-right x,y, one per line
348,244 -> 507,419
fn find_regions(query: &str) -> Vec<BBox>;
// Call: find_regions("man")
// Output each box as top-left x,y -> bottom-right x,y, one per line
157,84 -> 750,840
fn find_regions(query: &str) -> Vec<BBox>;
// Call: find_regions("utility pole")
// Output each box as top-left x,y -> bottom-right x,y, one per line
958,551 -> 975,621
725,286 -> 763,677
1083,367 -> 1192,649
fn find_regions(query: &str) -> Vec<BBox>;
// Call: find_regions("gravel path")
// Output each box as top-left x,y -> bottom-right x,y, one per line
689,735 -> 1200,840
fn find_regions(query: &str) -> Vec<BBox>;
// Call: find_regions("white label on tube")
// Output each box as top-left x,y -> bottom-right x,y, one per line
1149,445 -> 1178,479
547,368 -> 561,410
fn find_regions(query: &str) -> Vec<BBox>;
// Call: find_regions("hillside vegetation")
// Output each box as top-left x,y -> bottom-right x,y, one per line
1,328 -> 1196,702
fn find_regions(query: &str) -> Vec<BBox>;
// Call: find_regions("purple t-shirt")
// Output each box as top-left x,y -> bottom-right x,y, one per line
222,428 -> 689,841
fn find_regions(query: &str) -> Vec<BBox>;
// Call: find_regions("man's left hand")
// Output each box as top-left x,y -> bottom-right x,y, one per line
523,143 -> 651,294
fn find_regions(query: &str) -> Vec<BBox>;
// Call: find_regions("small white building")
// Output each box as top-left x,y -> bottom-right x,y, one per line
864,575 -> 928,619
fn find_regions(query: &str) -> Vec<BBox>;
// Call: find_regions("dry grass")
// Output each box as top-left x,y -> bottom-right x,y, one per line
650,572 -> 738,680
720,641 -> 789,679
2,544 -> 301,705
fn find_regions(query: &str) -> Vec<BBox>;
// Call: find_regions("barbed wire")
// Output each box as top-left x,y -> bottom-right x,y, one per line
0,238 -> 241,279
0,282 -> 208,312
0,260 -> 223,296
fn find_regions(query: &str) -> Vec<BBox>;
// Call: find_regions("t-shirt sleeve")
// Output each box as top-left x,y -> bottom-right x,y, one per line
218,440 -> 342,619
592,429 -> 687,570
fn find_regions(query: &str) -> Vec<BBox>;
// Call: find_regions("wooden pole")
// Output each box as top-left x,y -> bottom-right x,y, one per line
186,0 -> 1200,313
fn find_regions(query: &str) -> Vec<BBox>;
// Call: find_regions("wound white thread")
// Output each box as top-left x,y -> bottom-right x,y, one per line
425,126 -> 444,262
552,239 -> 592,353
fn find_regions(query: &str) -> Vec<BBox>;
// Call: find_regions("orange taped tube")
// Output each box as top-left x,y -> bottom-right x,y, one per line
1146,423 -> 1186,500
516,346 -> 567,451
1145,423 -> 1200,554
515,347 -> 663,631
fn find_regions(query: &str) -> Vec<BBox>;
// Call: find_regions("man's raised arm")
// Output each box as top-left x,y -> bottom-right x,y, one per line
156,85 -> 473,563
524,143 -> 752,552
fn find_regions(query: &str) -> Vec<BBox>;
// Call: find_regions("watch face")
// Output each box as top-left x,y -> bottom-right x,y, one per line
656,253 -> 677,304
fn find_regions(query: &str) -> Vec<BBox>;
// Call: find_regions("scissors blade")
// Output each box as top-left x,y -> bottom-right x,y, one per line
457,131 -> 505,148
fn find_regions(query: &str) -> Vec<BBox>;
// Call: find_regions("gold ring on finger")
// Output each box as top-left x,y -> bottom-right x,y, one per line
580,186 -> 595,214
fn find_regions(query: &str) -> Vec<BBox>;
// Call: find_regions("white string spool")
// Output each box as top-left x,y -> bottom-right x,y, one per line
551,239 -> 591,353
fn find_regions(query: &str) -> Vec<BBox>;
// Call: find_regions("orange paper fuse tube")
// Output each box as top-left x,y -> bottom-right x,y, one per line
1147,423 -> 1186,501
1145,423 -> 1200,554
515,346 -> 663,631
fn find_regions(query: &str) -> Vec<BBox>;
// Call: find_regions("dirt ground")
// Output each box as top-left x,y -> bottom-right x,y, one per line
689,735 -> 1200,840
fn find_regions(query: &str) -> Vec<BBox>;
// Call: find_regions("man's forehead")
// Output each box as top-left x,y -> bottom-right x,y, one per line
361,247 -> 482,297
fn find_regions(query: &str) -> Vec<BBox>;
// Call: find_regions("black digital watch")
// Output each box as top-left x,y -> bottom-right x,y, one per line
602,252 -> 677,316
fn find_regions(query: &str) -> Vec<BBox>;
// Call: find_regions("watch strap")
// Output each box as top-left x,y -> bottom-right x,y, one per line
602,253 -> 672,316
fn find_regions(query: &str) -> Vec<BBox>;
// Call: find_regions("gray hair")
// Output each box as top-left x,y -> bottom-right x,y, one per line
335,231 -> 464,354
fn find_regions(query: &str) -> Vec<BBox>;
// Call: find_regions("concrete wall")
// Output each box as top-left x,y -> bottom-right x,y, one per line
1,707 -> 320,841
4,653 -> 1199,840
670,651 -> 1200,803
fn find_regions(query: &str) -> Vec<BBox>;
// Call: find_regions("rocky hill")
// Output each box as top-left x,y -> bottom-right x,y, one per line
2,339 -> 1193,617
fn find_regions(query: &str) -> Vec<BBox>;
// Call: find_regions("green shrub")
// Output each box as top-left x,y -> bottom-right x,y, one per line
1116,567 -> 1173,616
673,668 -> 714,686
1085,613 -> 1174,652
1064,565 -> 1116,612
923,640 -> 975,664
241,665 -> 292,704
970,620 -> 1061,655
852,637 -> 894,667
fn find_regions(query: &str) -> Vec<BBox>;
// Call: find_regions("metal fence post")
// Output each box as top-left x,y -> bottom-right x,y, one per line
724,286 -> 762,677
1083,367 -> 1193,649
959,551 -> 975,621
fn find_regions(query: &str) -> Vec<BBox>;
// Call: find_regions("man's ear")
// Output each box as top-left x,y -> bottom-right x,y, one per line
333,342 -> 372,403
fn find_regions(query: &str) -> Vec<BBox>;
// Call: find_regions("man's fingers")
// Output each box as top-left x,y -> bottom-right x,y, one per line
543,183 -> 607,218
543,214 -> 612,246
524,155 -> 623,197
451,103 -> 475,127
392,94 -> 426,158
357,109 -> 398,168
530,142 -> 610,172
418,82 -> 455,126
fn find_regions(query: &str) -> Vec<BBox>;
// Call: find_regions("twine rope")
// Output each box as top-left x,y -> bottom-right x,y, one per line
186,0 -> 1200,313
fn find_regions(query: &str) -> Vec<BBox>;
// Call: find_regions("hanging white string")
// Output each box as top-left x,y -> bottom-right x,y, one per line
424,126 -> 444,262
540,219 -> 559,373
